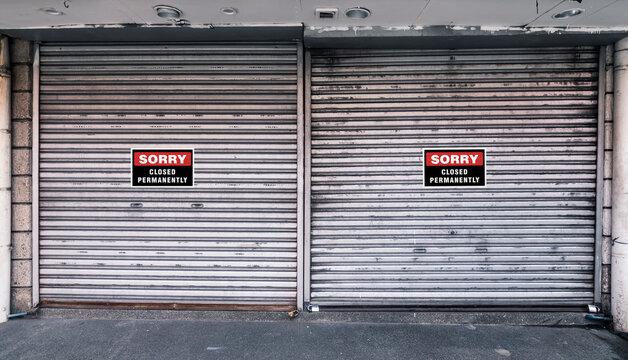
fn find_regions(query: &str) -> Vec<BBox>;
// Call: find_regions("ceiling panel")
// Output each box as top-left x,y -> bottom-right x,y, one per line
528,0 -> 628,27
0,0 -> 625,30
302,0 -> 429,27
121,0 -> 301,25
0,0 -> 302,28
415,0 -> 565,26
0,0 -> 138,28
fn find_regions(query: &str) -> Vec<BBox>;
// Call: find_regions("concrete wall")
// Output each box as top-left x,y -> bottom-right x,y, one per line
9,38 -> 33,313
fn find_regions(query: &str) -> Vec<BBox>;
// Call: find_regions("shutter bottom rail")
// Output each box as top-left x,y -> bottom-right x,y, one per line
39,300 -> 295,311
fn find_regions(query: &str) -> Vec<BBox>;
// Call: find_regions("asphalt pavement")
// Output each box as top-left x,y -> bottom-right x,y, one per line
1,314 -> 627,360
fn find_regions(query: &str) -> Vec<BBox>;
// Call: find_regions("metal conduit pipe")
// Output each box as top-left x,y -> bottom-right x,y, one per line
612,36 -> 628,333
0,36 -> 11,324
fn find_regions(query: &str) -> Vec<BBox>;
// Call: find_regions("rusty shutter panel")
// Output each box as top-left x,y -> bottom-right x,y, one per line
308,47 -> 599,306
38,43 -> 299,306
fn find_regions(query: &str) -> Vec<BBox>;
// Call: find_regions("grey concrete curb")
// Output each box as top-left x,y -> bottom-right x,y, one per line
34,308 -> 600,326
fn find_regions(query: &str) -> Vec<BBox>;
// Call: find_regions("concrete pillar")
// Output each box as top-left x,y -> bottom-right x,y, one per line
10,39 -> 34,313
612,36 -> 628,333
0,36 -> 12,323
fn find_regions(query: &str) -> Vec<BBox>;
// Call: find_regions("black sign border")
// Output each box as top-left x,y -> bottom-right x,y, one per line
131,148 -> 195,188
422,148 -> 487,188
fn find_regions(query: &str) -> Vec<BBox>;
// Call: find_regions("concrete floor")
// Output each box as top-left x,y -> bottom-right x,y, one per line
1,316 -> 627,360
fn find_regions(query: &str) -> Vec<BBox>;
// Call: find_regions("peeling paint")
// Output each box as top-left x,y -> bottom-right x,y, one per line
479,25 -> 525,32
313,25 -> 425,33
481,25 -> 628,34
309,26 -> 350,33
10,23 -> 628,36
42,23 -> 128,29
382,26 -> 415,31
17,22 -> 302,30
530,27 -> 570,34
202,23 -> 302,28
528,26 -> 628,34
352,26 -> 373,35
188,24 -> 217,29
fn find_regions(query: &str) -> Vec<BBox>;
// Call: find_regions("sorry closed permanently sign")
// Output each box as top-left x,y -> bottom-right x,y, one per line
423,149 -> 486,187
132,149 -> 194,187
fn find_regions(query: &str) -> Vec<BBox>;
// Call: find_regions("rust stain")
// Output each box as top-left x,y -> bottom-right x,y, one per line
40,300 -> 294,311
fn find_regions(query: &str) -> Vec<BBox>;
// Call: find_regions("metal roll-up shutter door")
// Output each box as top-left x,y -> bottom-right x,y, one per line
38,43 -> 299,306
309,47 -> 599,306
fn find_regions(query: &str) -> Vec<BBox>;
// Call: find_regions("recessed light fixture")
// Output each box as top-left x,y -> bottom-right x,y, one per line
153,5 -> 182,19
552,8 -> 584,19
345,7 -> 370,19
221,7 -> 238,15
39,7 -> 65,16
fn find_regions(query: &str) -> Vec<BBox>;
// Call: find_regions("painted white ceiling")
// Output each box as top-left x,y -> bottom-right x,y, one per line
0,0 -> 627,29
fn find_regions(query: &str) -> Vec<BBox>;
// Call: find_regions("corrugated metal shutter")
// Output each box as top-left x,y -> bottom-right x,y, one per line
38,43 -> 299,305
309,47 -> 599,306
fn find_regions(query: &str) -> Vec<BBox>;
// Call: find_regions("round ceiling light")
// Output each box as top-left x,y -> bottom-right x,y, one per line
552,8 -> 584,19
39,7 -> 65,16
153,5 -> 182,19
345,7 -> 371,19
221,7 -> 238,15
